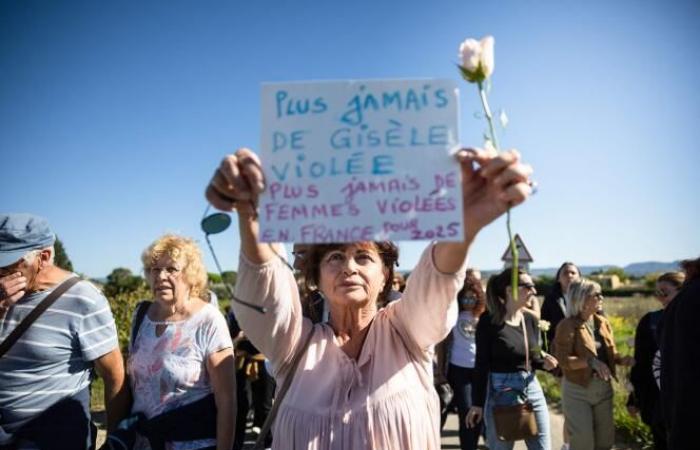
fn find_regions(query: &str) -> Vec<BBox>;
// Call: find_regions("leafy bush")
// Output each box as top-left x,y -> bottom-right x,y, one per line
107,286 -> 151,354
104,268 -> 147,298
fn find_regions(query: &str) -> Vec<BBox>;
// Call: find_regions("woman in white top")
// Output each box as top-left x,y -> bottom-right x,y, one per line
446,268 -> 485,450
128,234 -> 235,450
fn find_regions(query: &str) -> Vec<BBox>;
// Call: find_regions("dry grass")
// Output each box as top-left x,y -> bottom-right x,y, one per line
603,296 -> 660,322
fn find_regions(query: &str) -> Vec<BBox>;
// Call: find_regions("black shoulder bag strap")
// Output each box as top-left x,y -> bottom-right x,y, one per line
130,301 -> 151,348
0,275 -> 81,358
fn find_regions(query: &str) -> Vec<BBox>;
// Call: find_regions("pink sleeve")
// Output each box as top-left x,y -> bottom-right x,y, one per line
387,243 -> 466,352
232,251 -> 311,373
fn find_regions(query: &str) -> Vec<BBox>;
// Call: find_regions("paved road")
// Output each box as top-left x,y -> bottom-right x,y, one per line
97,405 -> 639,449
440,409 -> 564,450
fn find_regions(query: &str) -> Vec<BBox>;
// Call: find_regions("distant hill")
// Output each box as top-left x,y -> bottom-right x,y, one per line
623,261 -> 681,276
518,261 -> 682,278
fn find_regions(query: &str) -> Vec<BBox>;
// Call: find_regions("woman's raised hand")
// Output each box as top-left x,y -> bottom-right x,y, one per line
205,148 -> 265,217
455,147 -> 533,241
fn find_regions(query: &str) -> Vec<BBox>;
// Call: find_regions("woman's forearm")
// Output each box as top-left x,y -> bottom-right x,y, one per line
433,237 -> 473,274
238,212 -> 283,264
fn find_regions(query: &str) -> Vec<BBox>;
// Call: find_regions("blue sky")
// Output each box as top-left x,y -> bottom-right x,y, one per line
1,0 -> 698,278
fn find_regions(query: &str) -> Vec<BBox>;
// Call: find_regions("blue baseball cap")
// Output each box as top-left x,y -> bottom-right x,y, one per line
0,213 -> 56,268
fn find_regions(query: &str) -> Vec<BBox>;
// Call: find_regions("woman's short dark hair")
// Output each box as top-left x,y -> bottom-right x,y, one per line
300,241 -> 399,306
486,267 -> 526,325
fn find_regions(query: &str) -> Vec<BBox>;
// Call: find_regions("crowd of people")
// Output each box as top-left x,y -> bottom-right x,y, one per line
0,146 -> 698,450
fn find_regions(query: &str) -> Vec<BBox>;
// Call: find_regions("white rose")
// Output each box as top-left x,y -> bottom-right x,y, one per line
479,36 -> 495,78
459,38 -> 482,72
458,35 -> 495,83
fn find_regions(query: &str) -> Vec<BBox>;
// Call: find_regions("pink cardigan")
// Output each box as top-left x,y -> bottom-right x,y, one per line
233,243 -> 466,449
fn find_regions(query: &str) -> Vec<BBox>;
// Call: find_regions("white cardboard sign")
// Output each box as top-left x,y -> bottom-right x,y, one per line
259,79 -> 463,243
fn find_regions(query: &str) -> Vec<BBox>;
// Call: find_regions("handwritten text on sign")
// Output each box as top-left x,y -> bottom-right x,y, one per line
259,79 -> 463,243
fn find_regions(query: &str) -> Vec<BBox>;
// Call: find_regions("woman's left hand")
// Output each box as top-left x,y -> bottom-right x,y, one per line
542,352 -> 558,371
455,147 -> 534,241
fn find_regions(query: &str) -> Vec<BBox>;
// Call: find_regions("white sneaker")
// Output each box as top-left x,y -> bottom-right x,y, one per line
560,444 -> 570,450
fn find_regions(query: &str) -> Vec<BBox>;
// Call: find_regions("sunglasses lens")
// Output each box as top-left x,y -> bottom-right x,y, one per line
201,213 -> 232,235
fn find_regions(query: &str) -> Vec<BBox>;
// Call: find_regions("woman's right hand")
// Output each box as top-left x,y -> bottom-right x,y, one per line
589,357 -> 612,381
205,148 -> 265,218
466,406 -> 483,428
206,149 -> 281,264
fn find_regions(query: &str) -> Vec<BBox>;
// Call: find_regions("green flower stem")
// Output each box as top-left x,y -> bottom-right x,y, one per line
478,81 -> 519,301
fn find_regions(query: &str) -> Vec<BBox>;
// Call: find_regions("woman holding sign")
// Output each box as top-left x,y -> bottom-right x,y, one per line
205,146 -> 534,450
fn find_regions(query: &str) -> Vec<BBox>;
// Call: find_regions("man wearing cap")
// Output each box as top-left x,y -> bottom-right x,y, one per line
0,213 -> 129,449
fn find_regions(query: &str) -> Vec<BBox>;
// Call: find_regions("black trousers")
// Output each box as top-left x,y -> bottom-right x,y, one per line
233,362 -> 275,450
2,387 -> 95,450
447,364 -> 481,450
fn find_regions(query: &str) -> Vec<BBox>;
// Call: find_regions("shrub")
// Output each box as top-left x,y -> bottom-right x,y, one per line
107,286 -> 151,354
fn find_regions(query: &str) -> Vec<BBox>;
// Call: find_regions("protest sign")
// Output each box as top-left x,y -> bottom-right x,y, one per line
259,79 -> 463,243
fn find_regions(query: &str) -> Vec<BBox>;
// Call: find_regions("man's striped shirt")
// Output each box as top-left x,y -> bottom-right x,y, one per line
0,277 -> 118,434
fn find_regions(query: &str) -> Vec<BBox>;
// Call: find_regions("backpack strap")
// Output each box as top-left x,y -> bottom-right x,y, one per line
130,301 -> 151,349
0,275 -> 81,358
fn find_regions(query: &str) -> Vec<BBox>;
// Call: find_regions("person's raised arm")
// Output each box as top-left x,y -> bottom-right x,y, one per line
205,148 -> 283,264
433,147 -> 533,273
205,148 -> 308,372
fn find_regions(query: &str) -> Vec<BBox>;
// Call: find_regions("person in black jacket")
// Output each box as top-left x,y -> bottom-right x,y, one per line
659,257 -> 700,450
540,262 -> 581,352
628,271 -> 683,450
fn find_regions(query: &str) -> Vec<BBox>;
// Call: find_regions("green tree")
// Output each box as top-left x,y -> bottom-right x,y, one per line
221,271 -> 237,286
104,267 -> 147,298
54,237 -> 74,272
208,272 -> 223,284
603,267 -> 629,282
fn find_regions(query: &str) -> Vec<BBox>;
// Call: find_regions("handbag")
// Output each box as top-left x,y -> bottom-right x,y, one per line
491,317 -> 538,441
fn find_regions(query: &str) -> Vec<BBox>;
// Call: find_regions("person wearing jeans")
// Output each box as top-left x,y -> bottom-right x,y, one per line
484,372 -> 551,450
466,268 -> 558,450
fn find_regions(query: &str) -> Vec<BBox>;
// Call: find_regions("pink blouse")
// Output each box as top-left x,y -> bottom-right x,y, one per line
233,243 -> 466,450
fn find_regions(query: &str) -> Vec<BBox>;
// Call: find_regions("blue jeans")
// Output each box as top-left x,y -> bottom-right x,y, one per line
485,371 -> 551,450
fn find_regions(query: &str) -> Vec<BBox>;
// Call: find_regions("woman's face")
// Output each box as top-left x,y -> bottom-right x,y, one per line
318,243 -> 387,309
655,281 -> 679,307
558,264 -> 580,292
580,289 -> 603,319
147,254 -> 190,303
507,273 -> 537,309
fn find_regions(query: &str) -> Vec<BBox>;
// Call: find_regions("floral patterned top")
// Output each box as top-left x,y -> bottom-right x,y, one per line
128,302 -> 232,450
